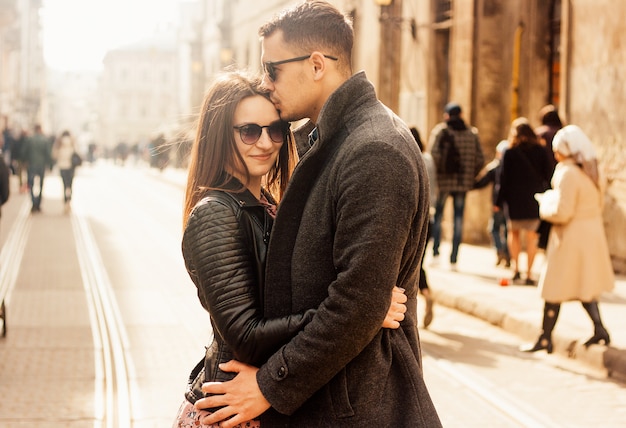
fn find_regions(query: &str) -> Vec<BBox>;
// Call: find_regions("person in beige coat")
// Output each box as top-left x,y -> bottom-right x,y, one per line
52,130 -> 78,212
521,125 -> 614,353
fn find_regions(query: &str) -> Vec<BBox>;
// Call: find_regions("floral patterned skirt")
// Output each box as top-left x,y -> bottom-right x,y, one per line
173,400 -> 261,428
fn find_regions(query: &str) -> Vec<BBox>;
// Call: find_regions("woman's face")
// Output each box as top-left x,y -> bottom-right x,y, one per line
231,95 -> 284,188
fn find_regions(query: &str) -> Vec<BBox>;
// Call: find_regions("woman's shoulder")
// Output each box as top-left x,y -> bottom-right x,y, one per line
185,192 -> 241,236
195,190 -> 241,212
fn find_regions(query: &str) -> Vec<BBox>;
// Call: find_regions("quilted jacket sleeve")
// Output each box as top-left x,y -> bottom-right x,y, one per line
182,199 -> 315,366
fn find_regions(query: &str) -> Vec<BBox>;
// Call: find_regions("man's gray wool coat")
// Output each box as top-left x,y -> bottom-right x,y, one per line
256,72 -> 442,427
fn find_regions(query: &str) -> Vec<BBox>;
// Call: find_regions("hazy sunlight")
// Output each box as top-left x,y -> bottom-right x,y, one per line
41,0 -> 180,71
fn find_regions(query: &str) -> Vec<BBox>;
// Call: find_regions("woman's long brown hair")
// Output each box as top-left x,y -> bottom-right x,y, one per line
182,70 -> 296,229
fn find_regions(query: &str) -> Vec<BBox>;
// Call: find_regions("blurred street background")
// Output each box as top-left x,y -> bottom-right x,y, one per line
1,1 -> 625,271
0,1 -> 625,427
0,160 -> 624,427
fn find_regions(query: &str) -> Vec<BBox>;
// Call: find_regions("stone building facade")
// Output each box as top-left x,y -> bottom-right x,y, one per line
99,35 -> 180,150
410,0 -> 626,271
203,0 -> 625,271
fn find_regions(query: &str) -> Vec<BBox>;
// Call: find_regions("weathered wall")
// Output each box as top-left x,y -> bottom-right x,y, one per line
421,0 -> 626,272
225,0 -> 626,271
563,0 -> 626,271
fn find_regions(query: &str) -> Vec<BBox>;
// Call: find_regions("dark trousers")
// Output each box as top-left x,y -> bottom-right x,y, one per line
27,167 -> 45,209
419,220 -> 433,291
60,168 -> 75,202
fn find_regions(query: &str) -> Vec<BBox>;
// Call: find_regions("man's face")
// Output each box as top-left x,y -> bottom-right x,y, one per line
260,31 -> 317,123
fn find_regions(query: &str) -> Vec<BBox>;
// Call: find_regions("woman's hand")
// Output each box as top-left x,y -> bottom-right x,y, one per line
382,286 -> 407,329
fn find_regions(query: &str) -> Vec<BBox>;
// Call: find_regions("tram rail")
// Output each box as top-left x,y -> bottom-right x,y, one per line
72,211 -> 133,428
0,200 -> 32,338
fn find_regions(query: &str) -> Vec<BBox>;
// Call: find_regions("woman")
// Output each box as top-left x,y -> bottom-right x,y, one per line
496,118 -> 552,285
52,130 -> 78,212
521,125 -> 613,353
174,71 -> 406,427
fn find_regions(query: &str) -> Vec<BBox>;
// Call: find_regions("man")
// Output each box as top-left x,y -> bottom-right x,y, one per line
429,102 -> 485,266
2,116 -> 14,173
22,124 -> 52,212
198,2 -> 441,426
534,104 -> 562,176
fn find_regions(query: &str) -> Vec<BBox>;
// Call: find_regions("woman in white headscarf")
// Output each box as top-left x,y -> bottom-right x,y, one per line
521,125 -> 614,353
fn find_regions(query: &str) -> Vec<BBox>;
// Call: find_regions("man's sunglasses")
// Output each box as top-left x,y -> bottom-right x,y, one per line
233,120 -> 290,145
263,54 -> 338,82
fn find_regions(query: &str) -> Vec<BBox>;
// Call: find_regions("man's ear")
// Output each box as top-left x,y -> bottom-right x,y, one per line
309,52 -> 327,80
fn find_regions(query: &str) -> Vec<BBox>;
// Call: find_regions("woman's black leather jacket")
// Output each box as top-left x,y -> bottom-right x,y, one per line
182,186 -> 314,404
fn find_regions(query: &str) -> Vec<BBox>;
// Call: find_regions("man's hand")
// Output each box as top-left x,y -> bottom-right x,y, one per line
195,360 -> 271,428
382,286 -> 407,329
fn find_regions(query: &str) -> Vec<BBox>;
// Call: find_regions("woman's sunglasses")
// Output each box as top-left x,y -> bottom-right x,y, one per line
233,120 -> 289,145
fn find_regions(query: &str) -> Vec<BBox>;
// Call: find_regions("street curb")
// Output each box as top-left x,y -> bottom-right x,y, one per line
431,287 -> 626,382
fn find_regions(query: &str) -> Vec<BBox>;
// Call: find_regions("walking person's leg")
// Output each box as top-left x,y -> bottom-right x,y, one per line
67,168 -> 75,201
508,225 -> 521,281
419,220 -> 434,327
521,301 -> 561,353
449,192 -> 466,265
489,213 -> 501,264
36,170 -> 45,210
492,210 -> 510,266
581,301 -> 610,347
60,168 -> 74,202
431,192 -> 447,258
525,229 -> 539,285
27,169 -> 37,211
500,212 -> 510,263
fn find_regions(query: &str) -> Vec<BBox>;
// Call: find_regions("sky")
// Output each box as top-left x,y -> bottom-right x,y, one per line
41,0 -> 180,71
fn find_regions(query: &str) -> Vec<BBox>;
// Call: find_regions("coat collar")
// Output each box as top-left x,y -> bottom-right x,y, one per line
214,176 -> 272,208
264,73 -> 378,316
316,71 -> 377,149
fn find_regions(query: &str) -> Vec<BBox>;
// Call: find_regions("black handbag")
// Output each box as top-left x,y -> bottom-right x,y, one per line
71,152 -> 83,168
536,219 -> 552,250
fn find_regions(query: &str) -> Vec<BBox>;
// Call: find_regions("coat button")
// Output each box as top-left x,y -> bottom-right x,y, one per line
277,366 -> 286,378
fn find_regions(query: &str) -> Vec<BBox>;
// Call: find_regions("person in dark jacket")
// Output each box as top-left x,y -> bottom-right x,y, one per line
496,118 -> 552,285
0,150 -> 10,212
429,102 -> 485,266
198,2 -> 441,427
534,104 -> 563,175
174,71 -> 405,427
22,124 -> 52,212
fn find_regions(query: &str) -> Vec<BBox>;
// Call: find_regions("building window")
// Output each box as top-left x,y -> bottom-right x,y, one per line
435,0 -> 452,23
549,0 -> 561,105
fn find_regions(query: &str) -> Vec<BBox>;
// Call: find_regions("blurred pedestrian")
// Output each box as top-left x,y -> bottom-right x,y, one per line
22,124 -> 52,213
13,129 -> 29,192
474,140 -> 510,267
174,71 -> 407,427
521,125 -> 613,353
429,102 -> 485,266
0,147 -> 10,212
496,118 -> 552,285
534,104 -> 563,175
52,130 -> 78,212
411,126 -> 435,327
2,116 -> 15,173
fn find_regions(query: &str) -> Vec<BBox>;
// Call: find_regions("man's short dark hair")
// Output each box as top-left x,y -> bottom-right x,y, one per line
444,102 -> 462,116
259,1 -> 353,67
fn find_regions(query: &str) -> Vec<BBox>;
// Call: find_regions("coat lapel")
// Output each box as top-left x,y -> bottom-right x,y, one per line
264,137 -> 339,317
